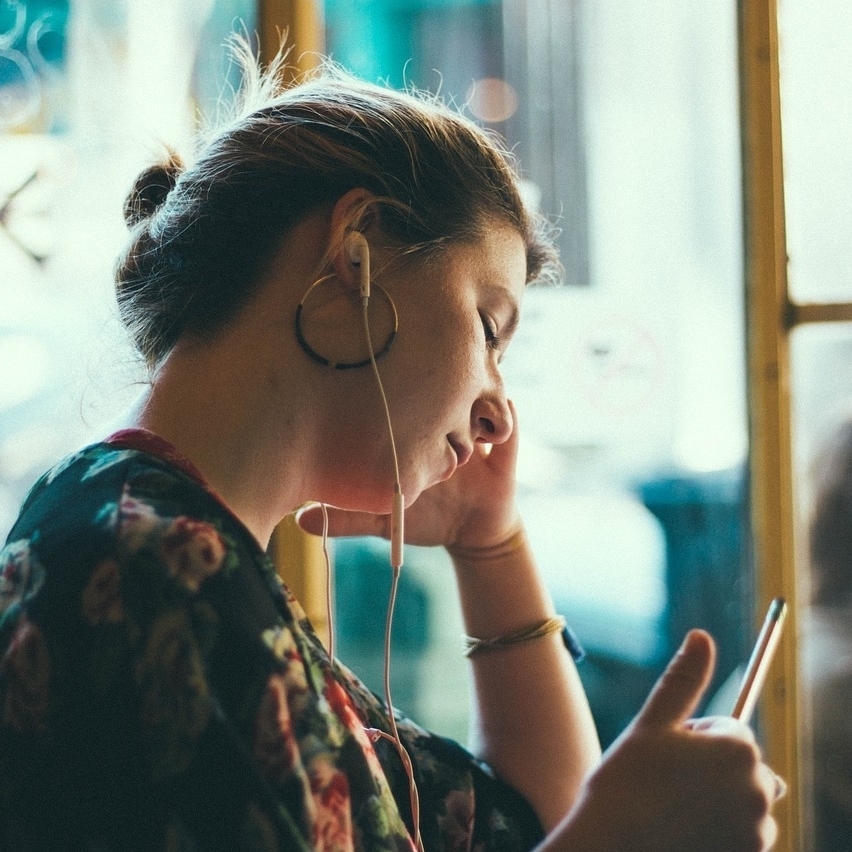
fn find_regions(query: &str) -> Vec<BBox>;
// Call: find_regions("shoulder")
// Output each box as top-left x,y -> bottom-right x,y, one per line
0,443 -> 133,629
0,442 -> 246,630
8,441 -> 192,544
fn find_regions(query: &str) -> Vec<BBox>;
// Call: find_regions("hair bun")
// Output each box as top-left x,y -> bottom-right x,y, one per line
123,154 -> 184,227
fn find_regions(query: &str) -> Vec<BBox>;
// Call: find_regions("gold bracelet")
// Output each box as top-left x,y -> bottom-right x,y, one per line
447,525 -> 526,562
463,615 -> 567,658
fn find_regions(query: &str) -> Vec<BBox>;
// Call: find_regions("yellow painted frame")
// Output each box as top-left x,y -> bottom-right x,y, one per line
258,0 -> 323,76
257,0 -> 330,644
740,1 -> 800,848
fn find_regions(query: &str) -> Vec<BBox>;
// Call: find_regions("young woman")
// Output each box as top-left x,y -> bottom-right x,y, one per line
0,43 -> 782,851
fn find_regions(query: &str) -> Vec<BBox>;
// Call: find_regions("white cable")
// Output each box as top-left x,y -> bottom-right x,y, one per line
361,289 -> 422,851
320,502 -> 334,662
382,565 -> 423,852
362,297 -> 404,569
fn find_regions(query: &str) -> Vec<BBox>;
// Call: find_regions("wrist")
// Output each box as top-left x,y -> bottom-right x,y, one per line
462,615 -> 586,663
446,522 -> 526,563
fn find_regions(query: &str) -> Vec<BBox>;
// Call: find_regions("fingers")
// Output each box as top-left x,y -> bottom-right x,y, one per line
683,715 -> 757,743
685,714 -> 786,849
478,399 -> 519,470
597,629 -> 783,852
295,503 -> 389,539
633,630 -> 716,730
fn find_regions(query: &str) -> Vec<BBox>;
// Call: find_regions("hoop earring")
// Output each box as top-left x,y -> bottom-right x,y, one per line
294,273 -> 399,370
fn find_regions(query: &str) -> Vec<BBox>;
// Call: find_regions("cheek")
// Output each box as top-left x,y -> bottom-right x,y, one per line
425,317 -> 481,382
389,310 -> 480,418
319,393 -> 384,465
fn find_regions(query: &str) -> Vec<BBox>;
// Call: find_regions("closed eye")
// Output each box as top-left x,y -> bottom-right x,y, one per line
480,312 -> 501,352
480,312 -> 511,365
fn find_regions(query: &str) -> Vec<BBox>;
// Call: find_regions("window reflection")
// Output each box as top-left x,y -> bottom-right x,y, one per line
0,0 -> 255,539
779,0 -> 852,304
791,324 -> 852,851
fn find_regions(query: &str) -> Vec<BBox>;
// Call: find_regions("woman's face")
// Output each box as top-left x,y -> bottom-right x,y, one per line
324,221 -> 527,512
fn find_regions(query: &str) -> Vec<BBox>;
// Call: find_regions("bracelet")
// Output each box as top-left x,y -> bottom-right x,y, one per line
447,525 -> 526,562
464,615 -> 568,658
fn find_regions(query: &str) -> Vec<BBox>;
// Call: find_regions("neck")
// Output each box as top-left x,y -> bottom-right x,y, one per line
112,213 -> 341,546
134,371 -> 304,548
128,337 -> 316,548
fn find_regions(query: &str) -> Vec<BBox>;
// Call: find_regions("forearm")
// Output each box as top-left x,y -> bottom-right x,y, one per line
449,528 -> 602,831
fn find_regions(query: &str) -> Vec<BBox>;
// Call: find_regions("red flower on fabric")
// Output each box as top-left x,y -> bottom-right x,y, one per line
117,490 -> 162,552
323,671 -> 365,733
1,618 -> 50,731
311,758 -> 354,852
161,517 -> 226,592
322,670 -> 394,796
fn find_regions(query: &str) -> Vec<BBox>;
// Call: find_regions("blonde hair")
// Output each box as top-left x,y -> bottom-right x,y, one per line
116,39 -> 560,368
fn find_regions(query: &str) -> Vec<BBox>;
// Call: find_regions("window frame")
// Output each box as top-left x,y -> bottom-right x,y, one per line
740,0 -> 798,847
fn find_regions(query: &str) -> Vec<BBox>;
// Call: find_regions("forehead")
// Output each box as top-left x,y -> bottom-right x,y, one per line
434,224 -> 528,296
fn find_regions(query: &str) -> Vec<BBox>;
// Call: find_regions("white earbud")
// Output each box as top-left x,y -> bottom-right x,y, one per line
345,231 -> 371,299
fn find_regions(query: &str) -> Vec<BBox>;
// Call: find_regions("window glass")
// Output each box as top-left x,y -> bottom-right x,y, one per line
780,3 -> 852,846
779,0 -> 852,304
790,322 -> 852,850
324,0 -> 753,748
0,0 -> 255,540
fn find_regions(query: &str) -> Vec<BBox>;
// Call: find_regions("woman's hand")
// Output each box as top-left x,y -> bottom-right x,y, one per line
551,630 -> 782,852
297,401 -> 522,550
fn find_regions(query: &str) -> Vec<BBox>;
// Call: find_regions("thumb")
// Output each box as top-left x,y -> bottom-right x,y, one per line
632,629 -> 716,730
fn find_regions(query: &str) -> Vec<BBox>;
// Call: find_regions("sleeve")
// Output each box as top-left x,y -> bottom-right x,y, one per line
335,663 -> 545,852
402,726 -> 545,852
1,451 -> 545,852
0,463 -> 307,852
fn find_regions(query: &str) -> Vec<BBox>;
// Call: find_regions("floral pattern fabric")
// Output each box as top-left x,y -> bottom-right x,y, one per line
0,438 -> 543,852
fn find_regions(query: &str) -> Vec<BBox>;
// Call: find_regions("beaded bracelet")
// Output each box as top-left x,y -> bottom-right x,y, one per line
463,615 -> 586,662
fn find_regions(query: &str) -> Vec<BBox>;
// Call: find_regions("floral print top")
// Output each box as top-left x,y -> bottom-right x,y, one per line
0,431 -> 543,852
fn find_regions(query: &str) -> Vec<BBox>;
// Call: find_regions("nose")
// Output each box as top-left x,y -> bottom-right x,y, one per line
472,391 -> 513,444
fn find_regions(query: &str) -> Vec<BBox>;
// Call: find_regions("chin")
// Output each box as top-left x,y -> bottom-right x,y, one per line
402,472 -> 445,506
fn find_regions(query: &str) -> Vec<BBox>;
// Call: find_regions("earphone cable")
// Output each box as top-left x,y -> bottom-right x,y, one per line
363,298 -> 402,492
362,293 -> 423,852
383,565 -> 424,852
320,501 -> 334,662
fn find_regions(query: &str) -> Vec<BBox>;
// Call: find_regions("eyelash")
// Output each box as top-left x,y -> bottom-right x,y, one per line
480,313 -> 502,352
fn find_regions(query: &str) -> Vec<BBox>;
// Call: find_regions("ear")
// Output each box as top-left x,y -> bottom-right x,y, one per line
328,188 -> 376,290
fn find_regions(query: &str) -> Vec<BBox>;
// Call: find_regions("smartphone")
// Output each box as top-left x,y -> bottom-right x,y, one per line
731,596 -> 787,723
